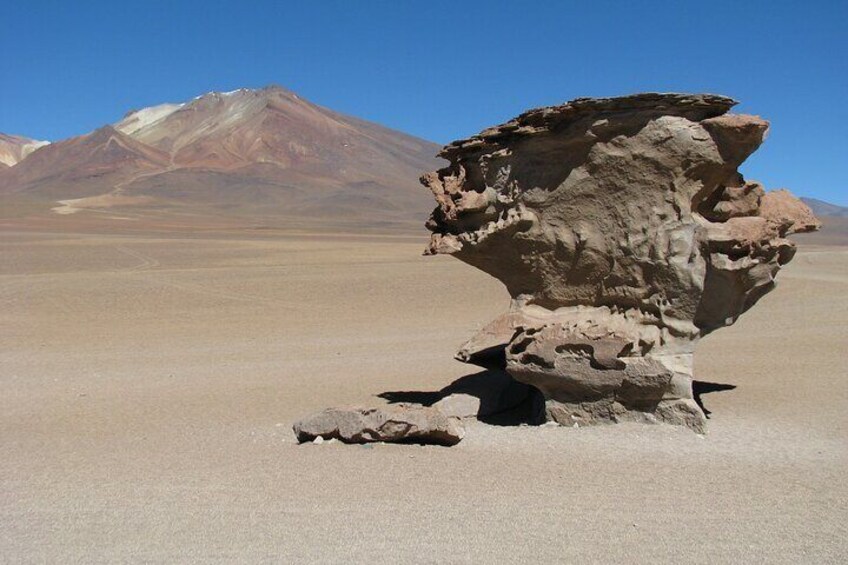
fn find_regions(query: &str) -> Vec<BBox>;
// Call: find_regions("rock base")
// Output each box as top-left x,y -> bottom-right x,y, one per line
504,318 -> 707,433
543,397 -> 705,433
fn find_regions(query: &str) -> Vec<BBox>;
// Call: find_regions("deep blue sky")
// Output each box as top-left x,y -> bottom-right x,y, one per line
2,0 -> 845,204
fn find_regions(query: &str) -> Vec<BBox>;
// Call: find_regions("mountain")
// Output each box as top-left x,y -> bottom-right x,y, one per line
793,198 -> 848,246
0,133 -> 49,169
0,86 -> 442,231
801,197 -> 848,218
1,126 -> 170,198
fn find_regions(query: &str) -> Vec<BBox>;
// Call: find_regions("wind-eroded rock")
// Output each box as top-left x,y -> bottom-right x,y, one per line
423,93 -> 819,432
293,405 -> 465,445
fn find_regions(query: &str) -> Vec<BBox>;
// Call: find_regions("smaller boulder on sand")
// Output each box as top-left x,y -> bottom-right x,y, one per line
293,404 -> 465,446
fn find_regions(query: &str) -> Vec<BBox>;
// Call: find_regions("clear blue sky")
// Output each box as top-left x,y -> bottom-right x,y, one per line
2,0 -> 845,204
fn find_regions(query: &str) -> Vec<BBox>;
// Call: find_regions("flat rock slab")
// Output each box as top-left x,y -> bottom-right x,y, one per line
293,404 -> 465,446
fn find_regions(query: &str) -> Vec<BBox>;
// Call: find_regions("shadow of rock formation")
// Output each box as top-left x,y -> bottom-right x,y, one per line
378,369 -> 544,427
692,381 -> 737,418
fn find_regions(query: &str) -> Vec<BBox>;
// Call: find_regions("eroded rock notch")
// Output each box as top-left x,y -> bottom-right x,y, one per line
423,93 -> 819,432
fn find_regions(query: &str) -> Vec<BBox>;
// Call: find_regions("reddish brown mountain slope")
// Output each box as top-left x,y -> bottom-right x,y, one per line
1,126 -> 170,199
0,86 -> 442,231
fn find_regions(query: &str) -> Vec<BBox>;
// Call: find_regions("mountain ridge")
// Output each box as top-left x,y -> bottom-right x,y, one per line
801,197 -> 848,218
0,85 -> 442,231
4,87 -> 841,234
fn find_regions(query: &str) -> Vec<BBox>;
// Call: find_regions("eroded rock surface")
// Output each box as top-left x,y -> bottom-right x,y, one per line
423,93 -> 819,432
293,405 -> 465,445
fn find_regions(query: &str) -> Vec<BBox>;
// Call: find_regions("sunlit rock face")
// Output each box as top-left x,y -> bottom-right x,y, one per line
423,93 -> 819,432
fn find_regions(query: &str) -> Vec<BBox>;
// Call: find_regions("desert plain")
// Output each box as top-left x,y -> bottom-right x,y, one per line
1,222 -> 846,563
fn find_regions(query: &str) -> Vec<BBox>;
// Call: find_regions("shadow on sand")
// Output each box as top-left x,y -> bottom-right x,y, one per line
692,380 -> 737,418
377,369 -> 543,427
379,373 -> 739,424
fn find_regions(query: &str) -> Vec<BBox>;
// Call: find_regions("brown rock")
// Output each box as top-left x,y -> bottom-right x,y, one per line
759,189 -> 822,235
293,404 -> 465,446
701,181 -> 765,221
422,93 -> 819,432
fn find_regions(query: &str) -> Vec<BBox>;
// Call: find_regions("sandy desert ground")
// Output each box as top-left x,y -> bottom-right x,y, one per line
1,227 -> 846,563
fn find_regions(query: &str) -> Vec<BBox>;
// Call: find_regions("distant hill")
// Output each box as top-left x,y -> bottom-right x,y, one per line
793,197 -> 848,246
801,197 -> 848,218
0,133 -> 49,169
0,86 -> 442,232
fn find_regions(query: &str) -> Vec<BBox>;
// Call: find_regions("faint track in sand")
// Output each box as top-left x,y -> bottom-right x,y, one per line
112,244 -> 300,308
147,275 -> 295,306
113,245 -> 161,272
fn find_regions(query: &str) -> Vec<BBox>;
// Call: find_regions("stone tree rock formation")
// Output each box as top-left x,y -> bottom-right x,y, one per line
422,93 -> 819,433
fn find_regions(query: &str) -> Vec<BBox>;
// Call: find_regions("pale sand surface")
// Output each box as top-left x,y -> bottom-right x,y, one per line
1,230 -> 846,563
